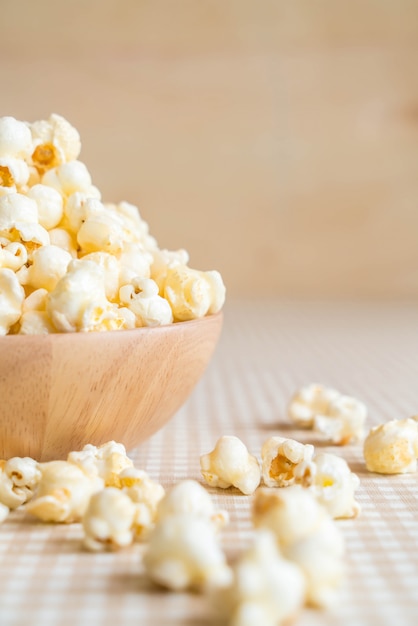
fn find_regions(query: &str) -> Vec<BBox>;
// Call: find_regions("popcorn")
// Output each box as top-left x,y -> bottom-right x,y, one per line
0,156 -> 30,189
118,467 -> 165,521
67,441 -> 134,487
0,114 -> 225,334
42,161 -> 93,197
261,436 -> 314,487
0,242 -> 27,272
0,192 -> 38,228
0,116 -> 33,160
143,513 -> 232,591
294,452 -> 361,519
26,184 -> 64,230
363,418 -> 418,474
200,436 -> 261,495
119,277 -> 173,327
0,268 -> 25,335
0,457 -> 41,511
45,259 -> 115,332
313,394 -> 368,445
253,486 -> 345,608
212,530 -> 305,626
288,383 -> 340,428
30,113 -> 81,172
25,460 -> 103,523
163,265 -> 213,321
156,479 -> 229,530
24,245 -> 72,291
82,487 -> 136,552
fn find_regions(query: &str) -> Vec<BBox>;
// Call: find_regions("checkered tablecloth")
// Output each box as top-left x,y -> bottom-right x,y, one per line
1,299 -> 418,626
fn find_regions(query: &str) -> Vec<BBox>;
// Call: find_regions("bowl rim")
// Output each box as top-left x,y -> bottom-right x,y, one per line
0,311 -> 223,342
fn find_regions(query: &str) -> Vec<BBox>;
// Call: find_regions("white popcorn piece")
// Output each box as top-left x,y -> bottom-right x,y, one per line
202,269 -> 226,315
0,192 -> 38,229
119,277 -> 173,327
118,467 -> 165,521
48,227 -> 78,257
9,222 -> 50,252
0,457 -> 41,510
288,383 -> 340,428
24,245 -> 72,292
200,436 -> 261,496
26,184 -> 64,230
118,242 -> 153,287
261,436 -> 314,488
30,113 -> 81,172
0,268 -> 25,335
212,530 -> 305,626
46,259 -> 114,332
294,452 -> 361,519
156,480 -> 228,530
0,116 -> 33,160
42,160 -> 93,197
151,248 -> 189,290
18,310 -> 56,335
163,265 -> 212,321
253,486 -> 345,608
313,394 -> 368,445
64,193 -> 102,234
82,251 -> 120,301
0,157 -> 30,189
0,241 -> 27,271
143,513 -> 232,591
82,487 -> 136,552
363,418 -> 418,474
67,441 -> 134,487
19,289 -> 56,334
25,460 -> 103,523
111,201 -> 157,250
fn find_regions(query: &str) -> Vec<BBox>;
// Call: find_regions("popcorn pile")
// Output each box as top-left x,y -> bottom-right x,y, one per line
0,114 -> 225,335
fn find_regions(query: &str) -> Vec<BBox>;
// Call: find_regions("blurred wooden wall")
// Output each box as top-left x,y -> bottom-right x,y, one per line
2,0 -> 418,298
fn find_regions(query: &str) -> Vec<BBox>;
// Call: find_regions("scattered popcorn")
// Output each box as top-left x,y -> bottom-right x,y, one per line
200,436 -> 261,495
288,383 -> 340,428
363,418 -> 418,474
0,457 -> 41,515
294,452 -> 361,519
143,513 -> 232,591
261,436 -> 314,488
156,479 -> 229,530
212,530 -> 305,626
82,487 -> 136,552
25,460 -> 103,523
118,467 -> 165,521
313,394 -> 368,445
67,441 -> 133,487
0,113 -> 225,334
253,486 -> 345,608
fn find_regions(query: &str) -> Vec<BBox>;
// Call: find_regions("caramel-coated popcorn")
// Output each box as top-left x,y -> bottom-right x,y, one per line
0,113 -> 225,334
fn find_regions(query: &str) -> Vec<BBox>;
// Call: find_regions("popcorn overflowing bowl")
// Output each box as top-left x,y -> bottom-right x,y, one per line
0,313 -> 223,461
0,114 -> 225,461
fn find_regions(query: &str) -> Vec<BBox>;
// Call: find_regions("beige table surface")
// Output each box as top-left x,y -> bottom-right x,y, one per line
1,299 -> 418,626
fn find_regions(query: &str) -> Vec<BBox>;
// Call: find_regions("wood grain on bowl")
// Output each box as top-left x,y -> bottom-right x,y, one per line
0,313 -> 222,461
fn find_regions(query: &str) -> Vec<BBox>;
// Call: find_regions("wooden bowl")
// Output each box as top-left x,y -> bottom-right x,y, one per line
0,313 -> 223,461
